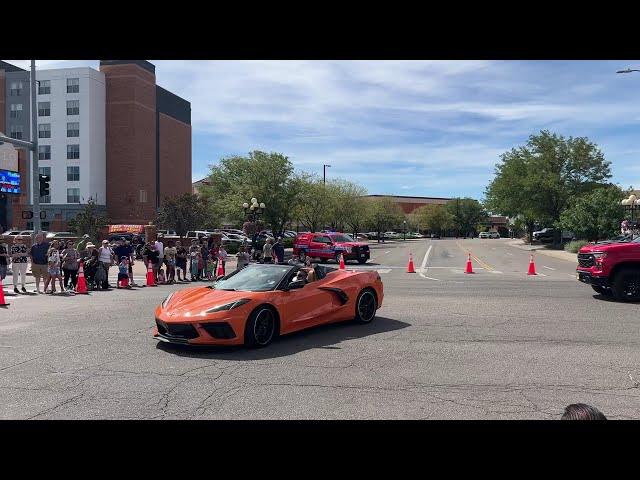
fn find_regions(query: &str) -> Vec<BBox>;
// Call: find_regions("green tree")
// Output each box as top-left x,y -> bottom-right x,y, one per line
327,179 -> 369,235
560,185 -> 626,242
293,178 -> 333,233
67,197 -> 109,243
446,198 -> 487,237
366,197 -> 405,242
154,193 -> 210,237
414,204 -> 454,234
485,130 -> 612,243
200,151 -> 306,235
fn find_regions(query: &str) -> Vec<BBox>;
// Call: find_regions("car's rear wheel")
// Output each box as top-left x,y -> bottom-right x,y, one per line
591,285 -> 612,296
612,267 -> 640,302
358,258 -> 367,264
244,306 -> 278,348
354,289 -> 377,324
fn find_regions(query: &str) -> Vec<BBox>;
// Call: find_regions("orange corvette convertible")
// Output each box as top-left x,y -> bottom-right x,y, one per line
154,263 -> 384,348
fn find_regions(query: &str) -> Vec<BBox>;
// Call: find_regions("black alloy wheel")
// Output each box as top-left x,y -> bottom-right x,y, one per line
612,267 -> 640,302
245,307 -> 277,348
354,289 -> 377,324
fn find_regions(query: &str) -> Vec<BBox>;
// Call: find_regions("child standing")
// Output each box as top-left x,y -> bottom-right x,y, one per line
117,256 -> 131,289
206,251 -> 216,280
190,251 -> 200,282
45,242 -> 65,294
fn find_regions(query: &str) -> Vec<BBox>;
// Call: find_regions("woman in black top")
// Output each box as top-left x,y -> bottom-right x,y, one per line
0,242 -> 9,283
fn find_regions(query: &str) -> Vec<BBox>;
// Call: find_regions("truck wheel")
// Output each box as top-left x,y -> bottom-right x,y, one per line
591,285 -> 612,296
612,267 -> 640,302
358,258 -> 367,264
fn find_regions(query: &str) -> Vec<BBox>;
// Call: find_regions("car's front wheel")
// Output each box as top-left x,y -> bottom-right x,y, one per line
357,258 -> 367,264
244,306 -> 278,348
354,289 -> 377,324
612,267 -> 640,302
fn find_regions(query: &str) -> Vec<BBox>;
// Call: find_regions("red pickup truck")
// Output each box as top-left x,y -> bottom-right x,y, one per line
293,232 -> 370,264
576,235 -> 640,301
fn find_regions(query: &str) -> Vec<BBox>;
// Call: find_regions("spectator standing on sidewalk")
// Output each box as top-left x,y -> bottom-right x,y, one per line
61,240 -> 80,289
44,241 -> 65,294
218,244 -> 228,275
273,237 -> 285,264
262,237 -> 273,263
175,240 -> 187,282
10,236 -> 28,293
236,245 -> 251,270
164,240 -> 177,284
98,240 -> 115,289
143,241 -> 160,282
0,241 -> 9,285
29,232 -> 50,294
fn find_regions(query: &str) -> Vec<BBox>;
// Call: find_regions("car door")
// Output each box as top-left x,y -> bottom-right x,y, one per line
279,269 -> 337,329
310,235 -> 333,258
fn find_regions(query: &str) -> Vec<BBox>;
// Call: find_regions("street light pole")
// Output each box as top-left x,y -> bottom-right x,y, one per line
323,164 -> 331,185
30,60 -> 41,233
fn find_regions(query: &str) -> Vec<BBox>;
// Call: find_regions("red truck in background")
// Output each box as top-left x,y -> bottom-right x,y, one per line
293,232 -> 370,264
576,235 -> 640,301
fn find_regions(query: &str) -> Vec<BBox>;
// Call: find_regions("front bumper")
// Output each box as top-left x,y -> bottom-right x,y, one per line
154,317 -> 242,346
576,269 -> 609,287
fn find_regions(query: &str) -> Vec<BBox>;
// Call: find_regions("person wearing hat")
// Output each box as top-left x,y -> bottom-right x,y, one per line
97,239 -> 115,289
81,242 -> 99,289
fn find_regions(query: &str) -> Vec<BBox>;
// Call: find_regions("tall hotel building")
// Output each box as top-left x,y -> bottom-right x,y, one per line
0,60 -> 191,231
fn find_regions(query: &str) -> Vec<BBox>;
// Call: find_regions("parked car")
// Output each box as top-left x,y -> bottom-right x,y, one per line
479,232 -> 490,239
430,233 -> 441,239
0,230 -> 24,246
576,235 -> 640,301
384,231 -> 400,239
293,232 -> 370,264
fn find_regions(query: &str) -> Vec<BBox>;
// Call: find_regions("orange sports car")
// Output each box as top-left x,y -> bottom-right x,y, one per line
153,263 -> 384,348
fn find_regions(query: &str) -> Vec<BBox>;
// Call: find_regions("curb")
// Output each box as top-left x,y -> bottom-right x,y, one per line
507,240 -> 577,263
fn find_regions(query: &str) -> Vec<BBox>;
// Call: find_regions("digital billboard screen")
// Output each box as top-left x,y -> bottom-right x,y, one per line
0,169 -> 21,194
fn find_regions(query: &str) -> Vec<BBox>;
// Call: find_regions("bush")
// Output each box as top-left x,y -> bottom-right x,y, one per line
565,240 -> 588,253
282,237 -> 294,248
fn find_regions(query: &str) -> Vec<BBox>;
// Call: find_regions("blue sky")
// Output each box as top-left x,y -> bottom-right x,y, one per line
8,60 -> 640,199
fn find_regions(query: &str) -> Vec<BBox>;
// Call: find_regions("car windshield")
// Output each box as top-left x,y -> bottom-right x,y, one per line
331,234 -> 355,242
213,264 -> 293,292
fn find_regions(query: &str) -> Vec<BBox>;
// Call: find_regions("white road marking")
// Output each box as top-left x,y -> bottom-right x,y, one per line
376,269 -> 391,274
543,266 -> 555,271
568,273 -> 576,278
418,245 -> 440,280
384,251 -> 391,254
506,252 -> 513,256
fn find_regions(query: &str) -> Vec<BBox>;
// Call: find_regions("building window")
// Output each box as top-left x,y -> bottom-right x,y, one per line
139,190 -> 147,203
38,102 -> 51,117
67,188 -> 80,204
39,167 -> 51,204
67,144 -> 80,159
41,221 -> 50,230
67,166 -> 80,182
67,122 -> 79,137
67,78 -> 79,93
10,104 -> 23,119
10,125 -> 23,140
38,124 -> 51,138
9,81 -> 23,96
66,100 -> 79,116
38,80 -> 51,95
38,145 -> 51,160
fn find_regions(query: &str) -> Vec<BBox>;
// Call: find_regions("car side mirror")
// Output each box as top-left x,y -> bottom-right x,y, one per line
287,280 -> 305,290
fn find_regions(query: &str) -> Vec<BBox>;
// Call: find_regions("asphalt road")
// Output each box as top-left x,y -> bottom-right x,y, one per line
1,238 -> 639,419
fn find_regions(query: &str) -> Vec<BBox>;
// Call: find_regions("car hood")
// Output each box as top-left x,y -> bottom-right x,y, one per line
163,286 -> 259,317
579,242 -> 635,253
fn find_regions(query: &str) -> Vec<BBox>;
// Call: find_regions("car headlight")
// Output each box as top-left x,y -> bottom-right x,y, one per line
162,293 -> 175,308
205,298 -> 251,314
592,252 -> 607,264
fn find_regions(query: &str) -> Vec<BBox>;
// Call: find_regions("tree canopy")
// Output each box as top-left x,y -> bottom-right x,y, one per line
446,197 -> 487,236
67,197 -> 109,243
154,193 -> 209,237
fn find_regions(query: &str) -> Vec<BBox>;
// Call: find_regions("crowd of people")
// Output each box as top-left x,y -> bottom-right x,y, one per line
0,232 -> 290,294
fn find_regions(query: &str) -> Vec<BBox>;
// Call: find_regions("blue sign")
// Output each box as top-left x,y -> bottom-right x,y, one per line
0,169 -> 21,194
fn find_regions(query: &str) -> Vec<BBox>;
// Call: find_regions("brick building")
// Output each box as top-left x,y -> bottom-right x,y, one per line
363,194 -> 452,214
0,59 -> 192,231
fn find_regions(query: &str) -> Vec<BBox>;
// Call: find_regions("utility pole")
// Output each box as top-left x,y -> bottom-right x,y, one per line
0,60 -> 40,232
323,164 -> 331,185
30,61 -> 41,233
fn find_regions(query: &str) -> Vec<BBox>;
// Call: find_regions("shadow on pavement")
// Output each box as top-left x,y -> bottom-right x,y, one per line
156,316 -> 411,360
592,294 -> 640,305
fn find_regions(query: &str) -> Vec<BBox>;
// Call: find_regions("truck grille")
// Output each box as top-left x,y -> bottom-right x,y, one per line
577,253 -> 594,268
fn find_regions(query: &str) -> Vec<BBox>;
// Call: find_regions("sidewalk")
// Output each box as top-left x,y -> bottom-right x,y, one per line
506,239 -> 577,263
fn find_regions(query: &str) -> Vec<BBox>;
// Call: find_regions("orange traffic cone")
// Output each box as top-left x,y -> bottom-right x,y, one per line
407,253 -> 416,273
75,262 -> 88,294
464,253 -> 474,274
0,277 -> 9,307
146,261 -> 157,287
217,260 -> 225,277
527,254 -> 537,275
339,253 -> 345,270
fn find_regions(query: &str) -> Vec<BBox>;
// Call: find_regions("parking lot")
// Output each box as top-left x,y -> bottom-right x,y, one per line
1,238 -> 639,419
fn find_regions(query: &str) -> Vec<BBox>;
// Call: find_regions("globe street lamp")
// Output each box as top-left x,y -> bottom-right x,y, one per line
243,198 -> 266,252
621,194 -> 639,222
403,220 -> 407,241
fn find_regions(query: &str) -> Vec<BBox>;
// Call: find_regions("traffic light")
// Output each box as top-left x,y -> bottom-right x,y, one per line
39,174 -> 50,197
